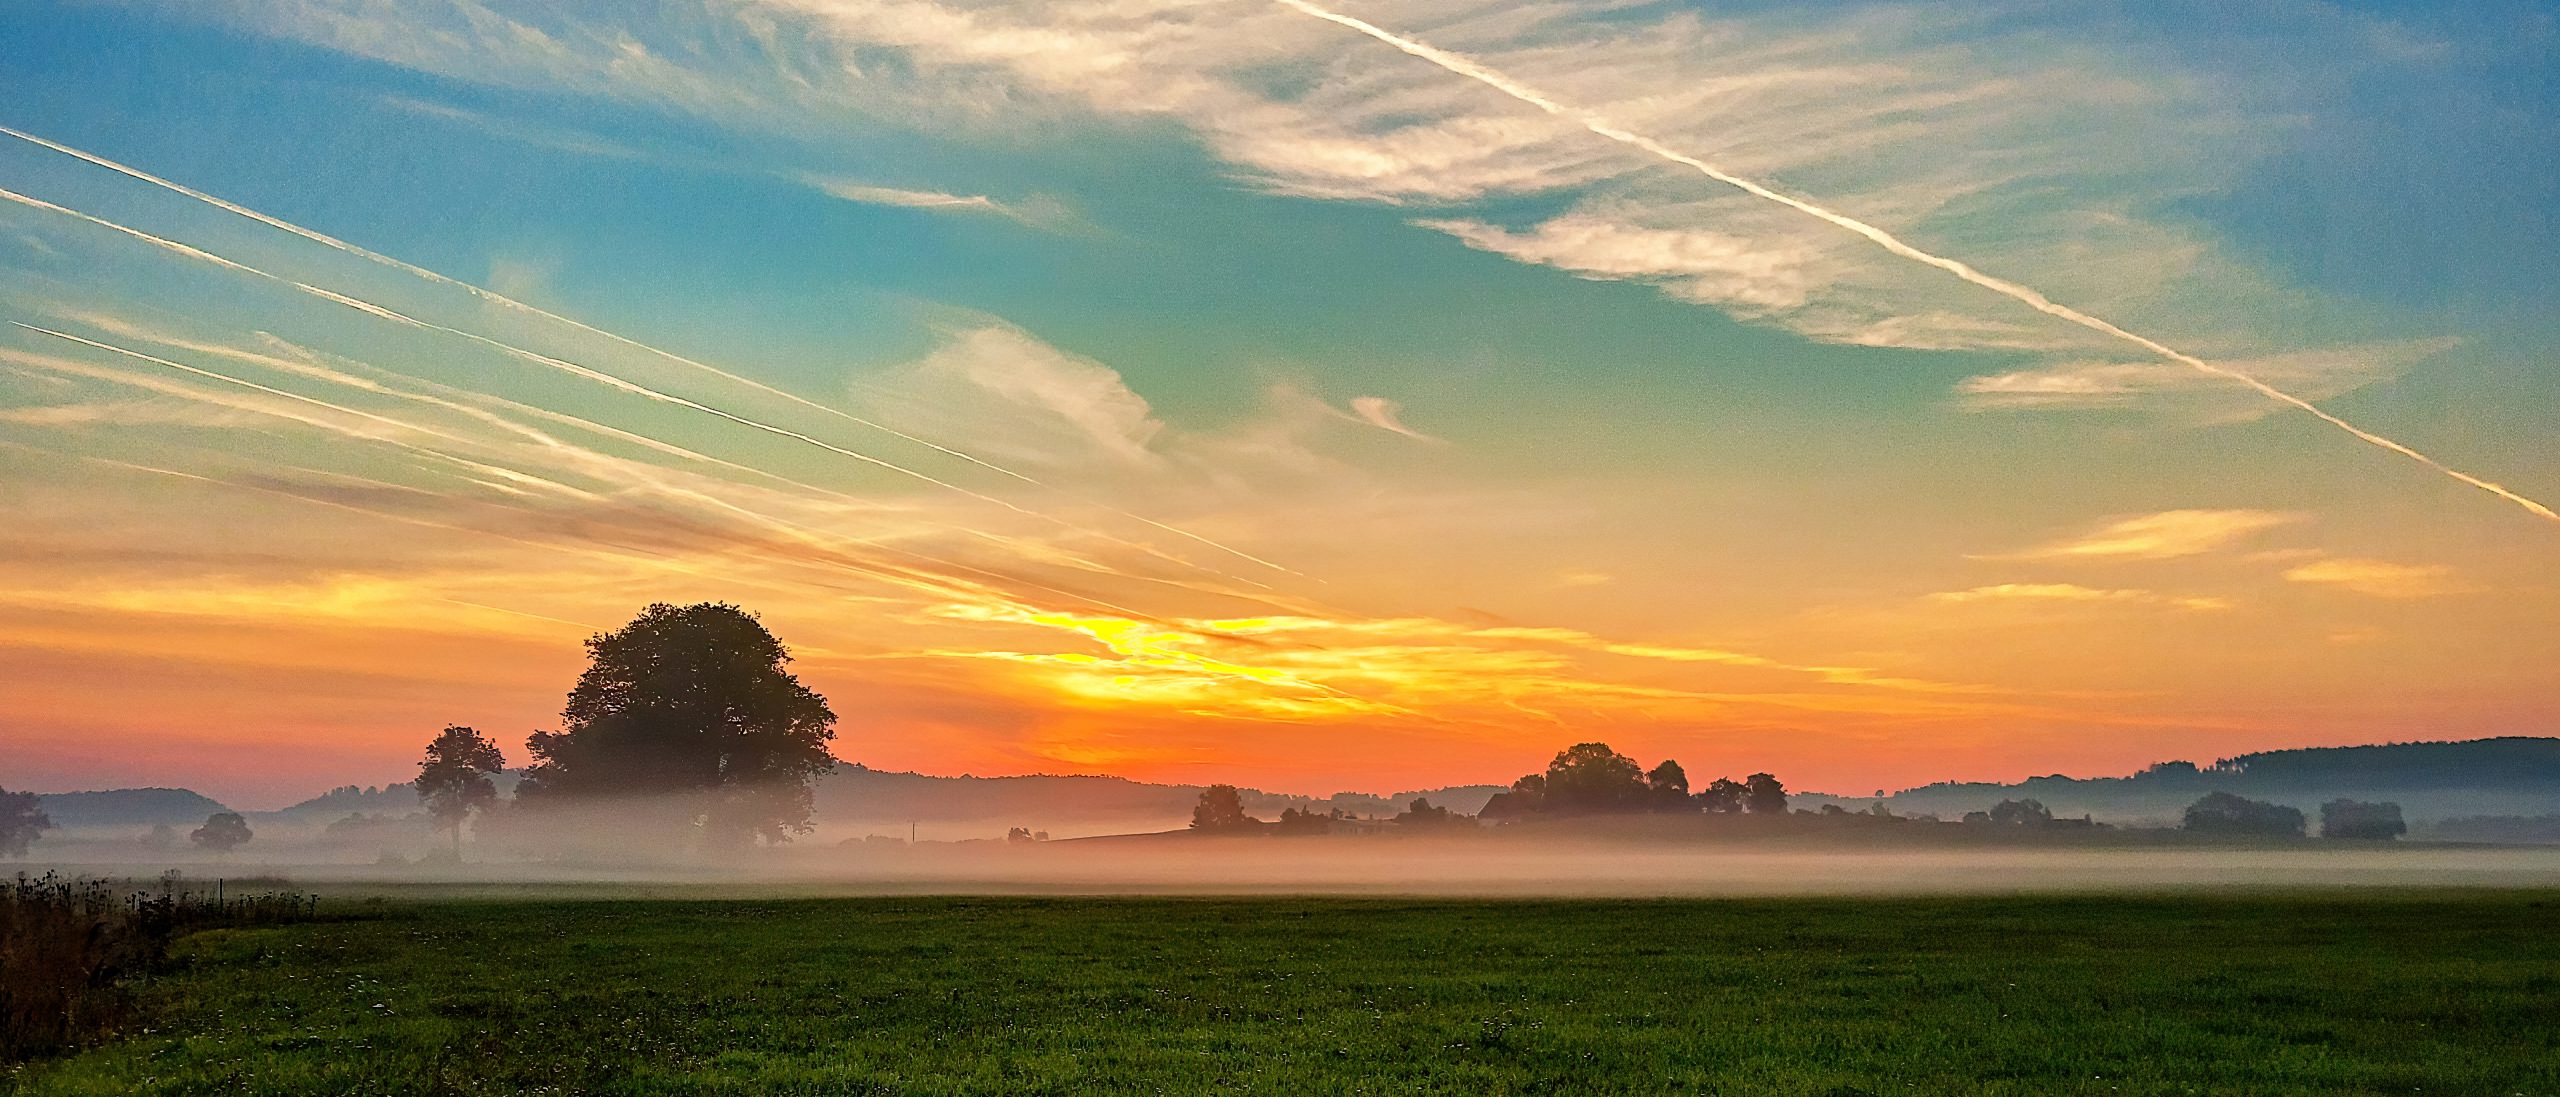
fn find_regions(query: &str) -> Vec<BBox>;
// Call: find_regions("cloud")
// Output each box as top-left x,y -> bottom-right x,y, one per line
202,0 -> 2315,358
2010,509 -> 2301,561
799,176 -> 1071,230
1956,338 -> 2462,419
1420,213 -> 1819,313
2282,558 -> 2475,599
1340,396 -> 1441,443
381,95 -> 1078,232
379,94 -> 654,161
1928,583 -> 2229,611
865,324 -> 1167,469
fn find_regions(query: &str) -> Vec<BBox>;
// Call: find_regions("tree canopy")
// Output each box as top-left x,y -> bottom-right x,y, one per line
1190,784 -> 1253,832
1543,742 -> 1649,813
521,602 -> 837,845
2183,792 -> 2305,837
415,725 -> 507,857
2319,799 -> 2407,841
1477,743 -> 1790,821
0,788 -> 50,858
1743,773 -> 1789,815
191,812 -> 252,852
1988,798 -> 2055,827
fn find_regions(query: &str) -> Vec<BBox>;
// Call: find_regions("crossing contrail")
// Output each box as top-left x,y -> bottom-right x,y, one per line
14,321 -> 1182,621
1270,0 -> 2558,526
0,123 -> 1303,571
0,183 -> 1297,587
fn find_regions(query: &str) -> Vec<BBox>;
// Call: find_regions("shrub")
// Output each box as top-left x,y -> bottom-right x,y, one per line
2320,799 -> 2407,840
0,872 -> 318,1062
2182,792 -> 2306,837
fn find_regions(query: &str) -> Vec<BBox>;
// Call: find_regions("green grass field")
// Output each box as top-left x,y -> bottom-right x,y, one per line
9,892 -> 2558,1095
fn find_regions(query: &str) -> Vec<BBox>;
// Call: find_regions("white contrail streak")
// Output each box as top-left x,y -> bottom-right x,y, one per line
1270,0 -> 2558,526
7,321 -> 600,500
0,123 -> 1302,572
0,184 -> 1284,585
8,327 -> 1161,618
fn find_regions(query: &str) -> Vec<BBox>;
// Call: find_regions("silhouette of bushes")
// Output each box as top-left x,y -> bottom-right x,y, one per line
1,872 -> 318,1063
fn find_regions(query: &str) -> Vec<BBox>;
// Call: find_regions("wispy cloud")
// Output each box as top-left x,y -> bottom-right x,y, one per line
799,176 -> 1069,229
2282,558 -> 2476,599
1341,396 -> 1441,443
379,95 -> 654,161
2012,509 -> 2302,561
1419,213 -> 1818,314
1929,583 -> 2229,611
1268,0 -> 2558,526
1957,339 -> 2463,419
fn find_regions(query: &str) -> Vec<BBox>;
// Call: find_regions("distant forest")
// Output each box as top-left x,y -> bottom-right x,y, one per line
1852,738 -> 2560,826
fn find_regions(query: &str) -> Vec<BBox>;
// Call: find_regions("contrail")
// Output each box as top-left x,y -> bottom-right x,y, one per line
0,123 -> 1303,572
5,328 -> 1161,619
8,321 -> 602,501
0,184 -> 1287,585
1270,0 -> 2559,526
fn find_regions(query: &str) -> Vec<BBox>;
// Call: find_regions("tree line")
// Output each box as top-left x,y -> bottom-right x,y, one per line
1188,742 -> 1793,834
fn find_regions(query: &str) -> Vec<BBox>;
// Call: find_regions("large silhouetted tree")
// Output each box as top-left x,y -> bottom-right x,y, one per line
415,725 -> 507,859
1191,784 -> 1253,832
521,602 -> 837,845
1544,742 -> 1649,813
1644,760 -> 1694,812
191,812 -> 252,853
0,787 -> 51,858
1743,773 -> 1789,815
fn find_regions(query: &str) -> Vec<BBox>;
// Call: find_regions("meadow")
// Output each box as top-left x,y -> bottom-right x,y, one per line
8,892 -> 2557,1096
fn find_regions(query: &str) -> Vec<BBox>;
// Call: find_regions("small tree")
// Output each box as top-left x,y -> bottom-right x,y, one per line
1743,773 -> 1789,815
191,812 -> 253,853
2320,799 -> 2406,840
1395,797 -> 1454,828
1191,784 -> 1253,832
0,787 -> 51,858
1275,807 -> 1333,835
1988,798 -> 2055,828
2182,792 -> 2305,837
416,725 -> 507,859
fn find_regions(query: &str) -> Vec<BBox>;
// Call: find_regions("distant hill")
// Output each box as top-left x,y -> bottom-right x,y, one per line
34,787 -> 230,829
1865,738 -> 2560,825
269,771 -> 523,821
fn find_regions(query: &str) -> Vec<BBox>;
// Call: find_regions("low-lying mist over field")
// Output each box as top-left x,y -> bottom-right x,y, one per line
25,821 -> 2560,900
21,734 -> 2560,897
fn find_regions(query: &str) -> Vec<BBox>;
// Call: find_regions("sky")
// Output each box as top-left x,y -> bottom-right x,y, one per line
0,0 -> 2554,809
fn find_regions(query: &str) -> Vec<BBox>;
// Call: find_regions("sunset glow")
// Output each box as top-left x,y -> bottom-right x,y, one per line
3,0 -> 2553,807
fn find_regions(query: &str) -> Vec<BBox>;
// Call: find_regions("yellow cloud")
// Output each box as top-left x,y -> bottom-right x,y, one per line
1930,583 -> 2229,611
2016,509 -> 2299,560
2282,558 -> 2473,599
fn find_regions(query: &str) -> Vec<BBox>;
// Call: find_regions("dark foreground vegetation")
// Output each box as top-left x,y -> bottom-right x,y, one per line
9,893 -> 2558,1095
0,873 -> 319,1063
